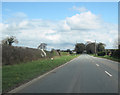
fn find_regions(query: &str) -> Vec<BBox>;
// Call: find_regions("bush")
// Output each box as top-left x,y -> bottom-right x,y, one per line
97,51 -> 106,56
112,49 -> 120,58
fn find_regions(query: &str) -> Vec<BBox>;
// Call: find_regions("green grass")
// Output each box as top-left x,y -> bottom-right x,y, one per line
90,54 -> 120,62
2,54 -> 79,92
60,52 -> 69,56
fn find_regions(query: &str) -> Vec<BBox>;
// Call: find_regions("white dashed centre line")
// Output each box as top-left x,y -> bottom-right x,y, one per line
96,64 -> 99,67
105,71 -> 112,77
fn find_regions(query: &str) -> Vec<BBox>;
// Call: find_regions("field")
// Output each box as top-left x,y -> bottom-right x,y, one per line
2,54 -> 79,92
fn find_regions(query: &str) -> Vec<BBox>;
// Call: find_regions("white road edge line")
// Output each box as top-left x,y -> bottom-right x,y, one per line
96,64 -> 99,67
105,71 -> 112,77
8,56 -> 80,93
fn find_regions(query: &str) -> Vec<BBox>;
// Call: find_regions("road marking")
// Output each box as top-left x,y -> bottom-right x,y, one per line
96,64 -> 99,67
105,71 -> 112,77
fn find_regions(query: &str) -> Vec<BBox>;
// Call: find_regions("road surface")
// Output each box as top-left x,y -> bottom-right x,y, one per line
11,54 -> 119,93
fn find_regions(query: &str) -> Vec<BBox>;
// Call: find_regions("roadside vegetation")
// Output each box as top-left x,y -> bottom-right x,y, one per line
89,49 -> 120,62
74,41 -> 120,63
2,54 -> 79,93
91,54 -> 120,62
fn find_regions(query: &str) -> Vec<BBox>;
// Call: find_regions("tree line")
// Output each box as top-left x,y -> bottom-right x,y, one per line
1,36 -> 106,54
1,36 -> 119,57
75,41 -> 105,54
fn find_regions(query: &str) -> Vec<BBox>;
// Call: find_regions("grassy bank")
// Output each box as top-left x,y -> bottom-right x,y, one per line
90,54 -> 120,62
2,54 -> 79,92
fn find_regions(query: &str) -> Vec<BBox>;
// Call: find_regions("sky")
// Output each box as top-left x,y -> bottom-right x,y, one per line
1,0 -> 119,2
0,2 -> 118,50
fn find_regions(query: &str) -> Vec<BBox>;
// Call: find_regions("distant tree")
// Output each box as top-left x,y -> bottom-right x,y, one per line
66,49 -> 73,54
86,42 -> 106,54
86,43 -> 96,54
75,43 -> 85,54
66,49 -> 71,52
2,36 -> 18,46
97,43 -> 106,52
51,48 -> 55,52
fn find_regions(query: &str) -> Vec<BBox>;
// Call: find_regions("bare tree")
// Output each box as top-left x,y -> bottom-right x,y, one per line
2,36 -> 18,46
38,43 -> 47,57
38,43 -> 47,50
85,41 -> 92,45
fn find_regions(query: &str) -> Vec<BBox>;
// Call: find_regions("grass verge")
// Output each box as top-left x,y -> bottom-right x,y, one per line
90,54 -> 120,62
2,54 -> 79,92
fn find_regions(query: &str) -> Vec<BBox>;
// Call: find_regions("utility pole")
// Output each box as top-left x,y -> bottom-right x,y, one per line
95,40 -> 96,55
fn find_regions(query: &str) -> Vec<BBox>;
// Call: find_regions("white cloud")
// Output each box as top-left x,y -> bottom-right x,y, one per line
72,6 -> 87,13
13,12 -> 27,18
1,10 -> 118,50
66,11 -> 101,30
19,20 -> 29,28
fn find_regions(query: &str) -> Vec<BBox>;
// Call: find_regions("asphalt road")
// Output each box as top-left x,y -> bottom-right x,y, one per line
14,54 -> 118,93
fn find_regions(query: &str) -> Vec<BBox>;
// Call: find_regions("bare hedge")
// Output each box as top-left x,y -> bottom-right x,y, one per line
2,45 -> 59,65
